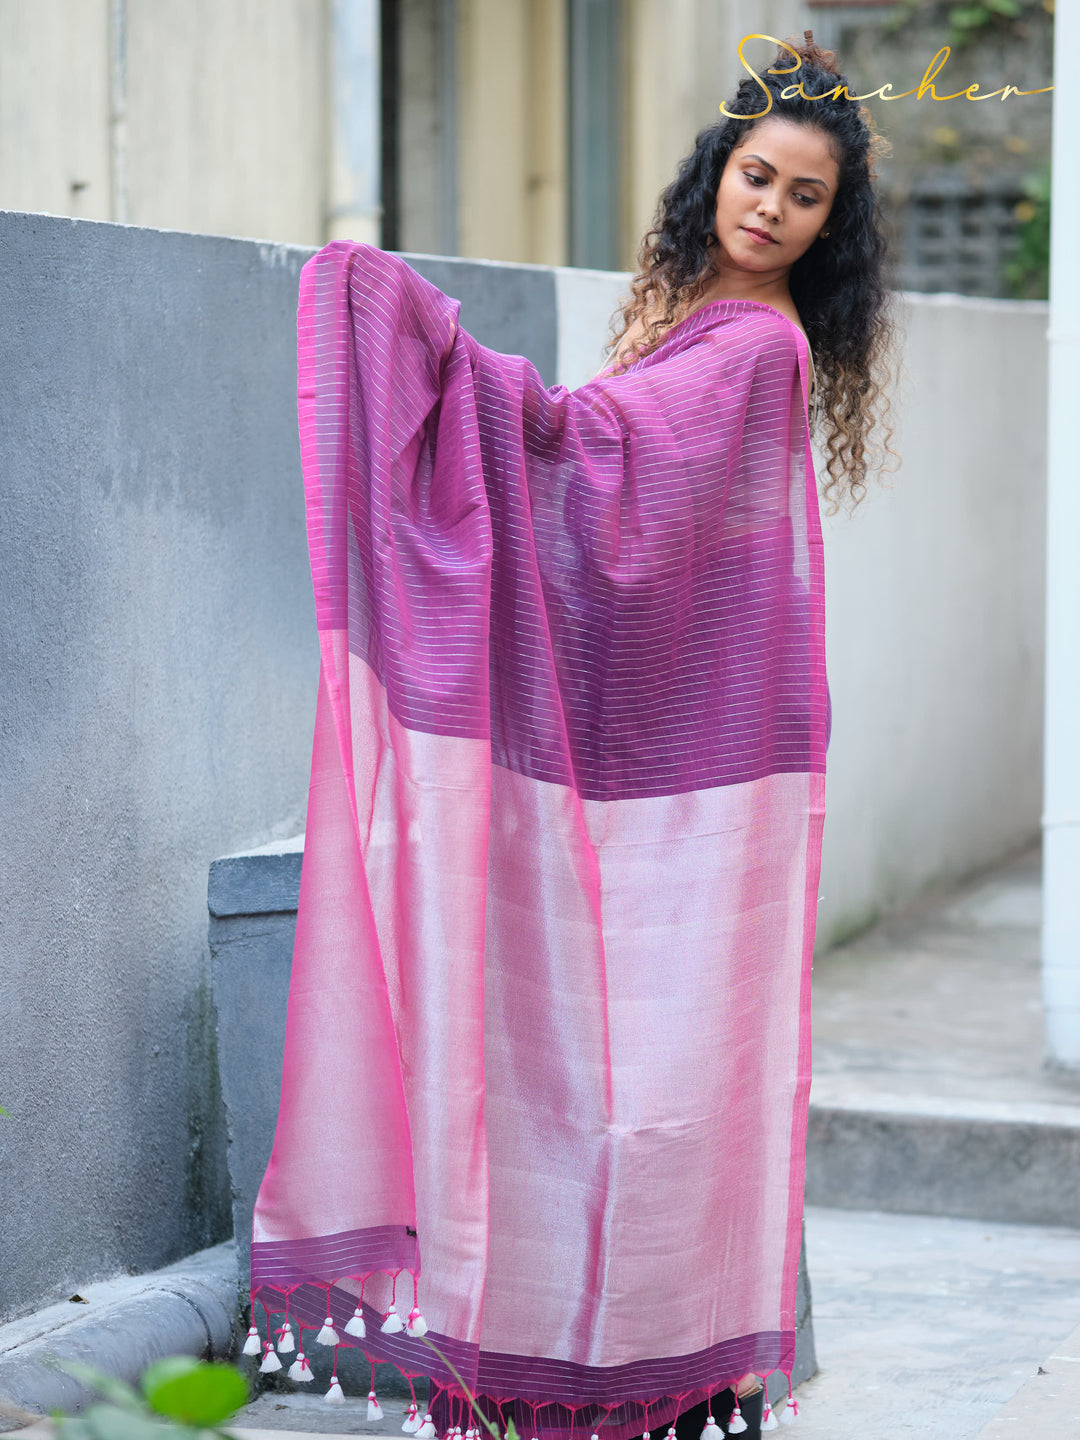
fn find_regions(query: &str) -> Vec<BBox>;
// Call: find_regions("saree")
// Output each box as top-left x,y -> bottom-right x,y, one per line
249,240 -> 827,1438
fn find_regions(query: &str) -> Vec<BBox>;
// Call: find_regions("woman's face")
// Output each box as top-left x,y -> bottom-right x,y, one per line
711,117 -> 839,277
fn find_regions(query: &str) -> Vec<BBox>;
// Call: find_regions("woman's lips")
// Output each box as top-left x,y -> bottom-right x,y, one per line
742,226 -> 778,245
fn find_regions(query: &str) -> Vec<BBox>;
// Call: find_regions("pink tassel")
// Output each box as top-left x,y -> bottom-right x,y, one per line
326,1374 -> 344,1404
242,1325 -> 261,1357
406,1304 -> 429,1337
368,1390 -> 384,1422
316,1315 -> 340,1346
344,1304 -> 366,1338
779,1397 -> 800,1425
258,1341 -> 281,1374
381,1304 -> 405,1334
276,1321 -> 295,1354
287,1351 -> 313,1382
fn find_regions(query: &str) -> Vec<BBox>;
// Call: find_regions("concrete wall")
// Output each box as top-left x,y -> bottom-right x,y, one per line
0,212 -> 319,1322
0,209 -> 1046,1320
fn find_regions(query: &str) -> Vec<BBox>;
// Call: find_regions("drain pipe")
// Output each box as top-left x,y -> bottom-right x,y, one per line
1042,1 -> 1080,1070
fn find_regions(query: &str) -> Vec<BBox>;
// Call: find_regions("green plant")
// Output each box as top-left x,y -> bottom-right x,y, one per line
946,0 -> 1023,47
1004,164 -> 1051,299
52,1357 -> 248,1440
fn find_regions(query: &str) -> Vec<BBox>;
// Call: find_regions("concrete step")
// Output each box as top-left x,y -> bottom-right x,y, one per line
806,845 -> 1080,1228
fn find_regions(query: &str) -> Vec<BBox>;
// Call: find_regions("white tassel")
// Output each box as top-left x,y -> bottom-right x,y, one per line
326,1376 -> 345,1404
415,1413 -> 437,1439
316,1315 -> 340,1346
276,1321 -> 296,1353
700,1416 -> 723,1440
762,1396 -> 779,1432
406,1305 -> 429,1337
288,1351 -> 314,1383
779,1397 -> 800,1425
666,1428 -> 677,1440
242,1325 -> 262,1356
259,1342 -> 282,1374
402,1403 -> 420,1432
641,1431 -> 650,1439
381,1304 -> 406,1334
728,1403 -> 748,1435
344,1305 -> 367,1338
368,1390 -> 384,1423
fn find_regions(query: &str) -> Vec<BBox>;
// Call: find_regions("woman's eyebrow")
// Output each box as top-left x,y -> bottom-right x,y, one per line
741,153 -> 831,191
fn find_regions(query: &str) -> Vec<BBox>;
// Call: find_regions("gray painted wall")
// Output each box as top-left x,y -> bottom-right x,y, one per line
0,211 -> 559,1324
0,212 -> 317,1321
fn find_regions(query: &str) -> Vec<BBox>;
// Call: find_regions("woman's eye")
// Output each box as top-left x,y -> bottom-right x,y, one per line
745,173 -> 766,186
794,193 -> 816,205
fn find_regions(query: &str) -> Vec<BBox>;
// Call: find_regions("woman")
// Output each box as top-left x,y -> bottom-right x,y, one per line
247,32 -> 892,1440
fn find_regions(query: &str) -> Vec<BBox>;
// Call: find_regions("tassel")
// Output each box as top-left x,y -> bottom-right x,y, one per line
276,1321 -> 296,1353
779,1398 -> 799,1425
728,1402 -> 748,1435
259,1341 -> 282,1374
316,1315 -> 340,1346
368,1390 -> 385,1422
415,1413 -> 437,1439
344,1304 -> 367,1338
326,1375 -> 345,1404
406,1304 -> 429,1337
402,1403 -> 420,1433
242,1325 -> 262,1357
381,1304 -> 406,1334
762,1396 -> 779,1432
700,1417 -> 723,1440
288,1351 -> 314,1383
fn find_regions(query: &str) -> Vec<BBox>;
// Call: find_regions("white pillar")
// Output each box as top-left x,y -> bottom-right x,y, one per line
1042,0 -> 1080,1067
326,0 -> 382,243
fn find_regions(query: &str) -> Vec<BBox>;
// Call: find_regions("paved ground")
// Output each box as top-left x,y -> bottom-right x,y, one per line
810,844 -> 1075,1113
794,1205 -> 1080,1438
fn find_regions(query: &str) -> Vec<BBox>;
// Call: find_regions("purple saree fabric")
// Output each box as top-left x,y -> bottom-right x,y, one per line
250,241 -> 827,1436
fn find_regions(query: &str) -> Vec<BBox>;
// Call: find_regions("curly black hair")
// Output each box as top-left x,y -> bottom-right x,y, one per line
602,33 -> 896,510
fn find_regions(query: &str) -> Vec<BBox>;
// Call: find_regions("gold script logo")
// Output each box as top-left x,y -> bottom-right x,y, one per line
721,33 -> 1054,119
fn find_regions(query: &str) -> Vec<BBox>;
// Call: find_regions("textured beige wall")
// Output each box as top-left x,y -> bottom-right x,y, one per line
0,0 -> 112,222
456,0 -> 566,265
0,0 -> 329,246
620,0 -> 807,271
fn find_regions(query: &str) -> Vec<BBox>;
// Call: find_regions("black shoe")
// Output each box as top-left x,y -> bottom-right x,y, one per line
723,1385 -> 763,1440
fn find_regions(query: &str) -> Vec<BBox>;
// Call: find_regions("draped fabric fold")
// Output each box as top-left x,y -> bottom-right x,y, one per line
251,241 -> 827,1437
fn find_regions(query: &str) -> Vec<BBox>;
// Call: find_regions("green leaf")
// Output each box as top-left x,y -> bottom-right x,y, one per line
140,1358 -> 201,1397
986,0 -> 1023,13
143,1362 -> 248,1427
54,1361 -> 141,1410
83,1403 -> 172,1440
